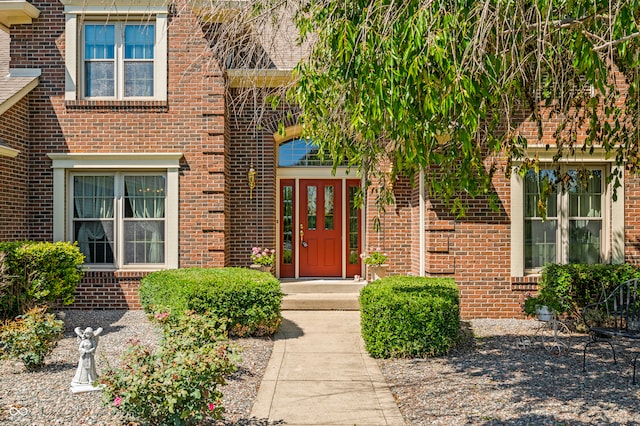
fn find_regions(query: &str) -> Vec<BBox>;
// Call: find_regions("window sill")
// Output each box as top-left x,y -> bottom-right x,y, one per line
82,267 -> 165,274
511,275 -> 540,292
65,99 -> 168,112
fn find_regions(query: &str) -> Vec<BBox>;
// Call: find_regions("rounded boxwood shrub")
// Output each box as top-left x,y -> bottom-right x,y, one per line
360,276 -> 459,358
139,268 -> 283,337
0,241 -> 85,319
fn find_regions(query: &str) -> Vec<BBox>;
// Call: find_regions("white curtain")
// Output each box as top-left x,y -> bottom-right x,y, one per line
124,176 -> 165,263
74,176 -> 114,263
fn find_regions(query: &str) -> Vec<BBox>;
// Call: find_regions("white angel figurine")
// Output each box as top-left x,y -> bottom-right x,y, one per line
71,326 -> 103,386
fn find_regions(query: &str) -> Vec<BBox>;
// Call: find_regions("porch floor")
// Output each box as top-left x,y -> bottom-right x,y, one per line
280,278 -> 367,310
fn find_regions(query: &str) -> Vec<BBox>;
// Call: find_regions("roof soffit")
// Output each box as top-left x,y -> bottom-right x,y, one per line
0,1 -> 40,27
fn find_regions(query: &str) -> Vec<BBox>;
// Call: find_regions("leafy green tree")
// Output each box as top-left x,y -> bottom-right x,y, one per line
290,0 -> 640,212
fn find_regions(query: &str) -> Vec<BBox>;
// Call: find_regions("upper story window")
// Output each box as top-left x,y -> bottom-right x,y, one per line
63,1 -> 168,102
83,22 -> 155,99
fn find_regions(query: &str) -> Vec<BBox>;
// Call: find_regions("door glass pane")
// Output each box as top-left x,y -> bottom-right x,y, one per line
324,186 -> 334,230
524,219 -> 557,268
348,186 -> 359,264
569,220 -> 601,264
307,186 -> 317,230
73,175 -> 115,264
282,185 -> 293,264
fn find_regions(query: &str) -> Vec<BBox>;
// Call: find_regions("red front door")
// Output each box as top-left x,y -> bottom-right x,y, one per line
299,180 -> 342,277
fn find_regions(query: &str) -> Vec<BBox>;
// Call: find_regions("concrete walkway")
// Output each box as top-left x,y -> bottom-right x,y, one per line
250,310 -> 405,425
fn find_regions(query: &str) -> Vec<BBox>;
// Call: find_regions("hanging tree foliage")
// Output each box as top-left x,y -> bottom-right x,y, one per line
291,0 -> 640,213
192,0 -> 640,213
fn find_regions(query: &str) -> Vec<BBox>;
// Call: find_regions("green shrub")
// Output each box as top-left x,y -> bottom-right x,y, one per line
100,311 -> 239,426
0,306 -> 64,370
0,241 -> 85,319
139,267 -> 283,337
526,263 -> 640,318
359,276 -> 460,358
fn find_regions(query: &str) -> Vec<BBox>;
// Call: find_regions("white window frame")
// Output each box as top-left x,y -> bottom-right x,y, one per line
63,1 -> 167,101
48,153 -> 182,271
511,150 -> 624,277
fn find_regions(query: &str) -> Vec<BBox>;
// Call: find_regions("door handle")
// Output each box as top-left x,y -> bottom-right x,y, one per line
300,224 -> 308,247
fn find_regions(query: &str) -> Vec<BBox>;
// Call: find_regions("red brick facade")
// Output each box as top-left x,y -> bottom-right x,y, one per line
0,97 -> 30,241
3,0 -> 640,318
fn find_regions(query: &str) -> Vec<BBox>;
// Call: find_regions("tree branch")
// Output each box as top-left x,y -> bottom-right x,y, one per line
593,31 -> 640,51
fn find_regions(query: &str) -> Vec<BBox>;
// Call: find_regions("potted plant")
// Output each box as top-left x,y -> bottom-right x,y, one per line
361,250 -> 388,280
250,247 -> 275,273
523,293 -> 554,322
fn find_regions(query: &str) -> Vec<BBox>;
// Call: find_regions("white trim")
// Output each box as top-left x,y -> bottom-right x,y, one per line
0,144 -> 20,158
341,179 -> 347,278
52,167 -> 66,241
63,7 -> 168,101
419,168 -> 425,277
611,167 -> 625,264
166,167 -> 179,268
511,162 -> 623,277
64,12 -> 77,101
8,68 -> 41,77
0,1 -> 40,27
49,152 -> 181,270
48,152 -> 182,169
510,170 -> 524,277
277,167 -> 360,179
228,69 -> 294,88
294,179 -> 300,278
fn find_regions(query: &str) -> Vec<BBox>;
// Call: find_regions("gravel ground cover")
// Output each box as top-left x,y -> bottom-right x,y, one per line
379,319 -> 640,425
0,310 -> 275,426
2,312 -> 639,425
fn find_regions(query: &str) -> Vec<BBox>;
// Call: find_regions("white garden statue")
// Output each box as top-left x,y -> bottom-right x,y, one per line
70,326 -> 104,394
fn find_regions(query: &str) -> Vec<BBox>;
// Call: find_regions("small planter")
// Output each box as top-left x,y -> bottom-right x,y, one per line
535,305 -> 554,322
368,264 -> 389,281
250,264 -> 272,273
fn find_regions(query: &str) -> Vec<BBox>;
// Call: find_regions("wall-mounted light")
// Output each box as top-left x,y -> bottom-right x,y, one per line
247,162 -> 257,199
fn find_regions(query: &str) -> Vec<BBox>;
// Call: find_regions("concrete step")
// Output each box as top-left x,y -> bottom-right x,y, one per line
280,279 -> 367,311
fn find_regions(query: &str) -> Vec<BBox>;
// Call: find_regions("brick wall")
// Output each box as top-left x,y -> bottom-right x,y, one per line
0,97 -> 30,241
227,90 -> 276,266
364,176 -> 415,280
624,172 -> 640,265
9,0 -> 228,307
